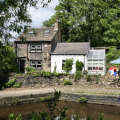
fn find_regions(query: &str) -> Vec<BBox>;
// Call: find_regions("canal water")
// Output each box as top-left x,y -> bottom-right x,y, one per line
0,101 -> 120,120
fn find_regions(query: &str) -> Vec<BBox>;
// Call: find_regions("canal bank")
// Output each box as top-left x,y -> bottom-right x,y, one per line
0,87 -> 120,107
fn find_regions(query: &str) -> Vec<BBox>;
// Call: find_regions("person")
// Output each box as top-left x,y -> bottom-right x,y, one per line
118,67 -> 120,78
117,67 -> 120,83
114,68 -> 117,77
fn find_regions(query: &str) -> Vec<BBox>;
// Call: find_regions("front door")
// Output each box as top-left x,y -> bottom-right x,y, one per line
19,59 -> 25,73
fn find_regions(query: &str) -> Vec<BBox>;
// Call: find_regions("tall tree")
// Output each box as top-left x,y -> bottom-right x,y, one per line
0,0 -> 51,43
45,0 -> 120,47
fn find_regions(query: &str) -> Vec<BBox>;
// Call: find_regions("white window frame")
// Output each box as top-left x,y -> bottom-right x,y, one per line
30,60 -> 42,69
30,44 -> 42,52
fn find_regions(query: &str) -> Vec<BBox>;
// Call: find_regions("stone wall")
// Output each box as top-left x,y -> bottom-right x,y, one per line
11,73 -> 71,87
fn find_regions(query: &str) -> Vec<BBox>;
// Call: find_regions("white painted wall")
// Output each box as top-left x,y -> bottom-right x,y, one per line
51,54 -> 87,74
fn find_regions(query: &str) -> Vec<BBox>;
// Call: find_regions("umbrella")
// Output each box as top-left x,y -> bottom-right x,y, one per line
109,66 -> 117,70
110,58 -> 120,64
108,66 -> 117,75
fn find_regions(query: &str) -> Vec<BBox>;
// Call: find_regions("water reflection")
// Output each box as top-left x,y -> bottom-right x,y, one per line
0,101 -> 120,120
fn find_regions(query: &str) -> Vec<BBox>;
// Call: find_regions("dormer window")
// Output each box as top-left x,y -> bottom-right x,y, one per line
44,29 -> 50,36
28,29 -> 37,36
30,44 -> 42,52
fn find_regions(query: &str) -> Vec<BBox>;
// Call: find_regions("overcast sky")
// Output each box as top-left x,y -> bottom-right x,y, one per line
29,0 -> 59,28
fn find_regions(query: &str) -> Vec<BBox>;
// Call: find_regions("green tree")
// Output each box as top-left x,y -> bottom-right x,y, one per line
0,42 -> 17,89
106,46 -> 120,63
45,0 -> 120,47
0,0 -> 51,43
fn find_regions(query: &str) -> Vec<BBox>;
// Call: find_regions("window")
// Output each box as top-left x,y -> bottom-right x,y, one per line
88,67 -> 92,70
93,59 -> 98,61
93,67 -> 96,70
62,60 -> 66,70
99,59 -> 103,61
88,59 -> 92,62
30,60 -> 42,69
99,67 -> 103,70
44,30 -> 50,36
30,44 -> 42,52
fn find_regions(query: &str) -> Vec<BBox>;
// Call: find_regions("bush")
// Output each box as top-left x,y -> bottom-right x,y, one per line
5,79 -> 16,88
63,59 -> 73,73
78,97 -> 88,103
13,82 -> 22,88
63,80 -> 73,85
32,72 -> 41,77
86,75 -> 92,82
74,71 -> 82,81
52,72 -> 61,77
76,60 -> 84,71
41,71 -> 51,77
25,66 -> 36,74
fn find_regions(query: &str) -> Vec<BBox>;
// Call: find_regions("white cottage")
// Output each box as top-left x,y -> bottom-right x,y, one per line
51,42 -> 106,75
51,42 -> 90,74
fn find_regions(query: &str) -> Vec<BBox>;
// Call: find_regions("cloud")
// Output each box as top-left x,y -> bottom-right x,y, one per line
29,0 -> 59,28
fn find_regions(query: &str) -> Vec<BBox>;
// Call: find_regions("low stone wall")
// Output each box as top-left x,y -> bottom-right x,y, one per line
0,91 -> 120,107
0,93 -> 52,107
61,93 -> 120,106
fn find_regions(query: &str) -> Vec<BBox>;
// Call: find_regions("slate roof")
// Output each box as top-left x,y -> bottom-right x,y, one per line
87,49 -> 105,59
16,27 -> 56,42
51,42 -> 90,55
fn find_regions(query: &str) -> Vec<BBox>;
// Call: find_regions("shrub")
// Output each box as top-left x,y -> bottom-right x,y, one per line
13,82 -> 22,88
5,79 -> 16,88
52,72 -> 61,77
41,71 -> 51,77
63,59 -> 73,73
74,71 -> 82,81
39,96 -> 52,102
76,60 -> 84,72
25,66 -> 36,74
63,80 -> 73,85
32,72 -> 41,77
78,97 -> 88,103
86,75 -> 92,82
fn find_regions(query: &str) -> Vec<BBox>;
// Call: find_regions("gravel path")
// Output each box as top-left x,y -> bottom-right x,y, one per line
0,86 -> 120,98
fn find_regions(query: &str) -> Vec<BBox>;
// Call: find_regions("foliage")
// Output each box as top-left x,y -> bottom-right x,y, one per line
95,75 -> 101,84
41,71 -> 51,77
5,79 -> 16,88
74,71 -> 82,81
98,113 -> 104,120
76,61 -> 84,72
63,59 -> 73,73
78,97 -> 88,103
63,79 -> 73,85
43,15 -> 57,27
5,78 -> 22,88
0,0 -> 52,42
0,44 -> 17,73
13,82 -> 22,88
25,66 -> 36,74
86,75 -> 92,82
106,46 -> 120,63
45,0 -> 120,47
39,96 -> 52,102
9,113 -> 22,120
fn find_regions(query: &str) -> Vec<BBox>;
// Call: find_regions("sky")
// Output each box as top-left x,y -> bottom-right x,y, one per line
29,0 -> 59,28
